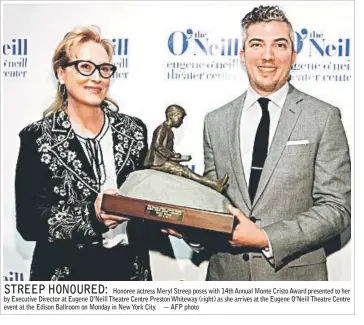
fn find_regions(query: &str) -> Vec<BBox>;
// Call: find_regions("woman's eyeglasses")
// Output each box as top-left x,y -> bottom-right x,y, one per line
62,60 -> 117,79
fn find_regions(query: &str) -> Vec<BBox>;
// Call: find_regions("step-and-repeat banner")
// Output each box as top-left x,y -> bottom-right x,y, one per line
2,1 -> 353,281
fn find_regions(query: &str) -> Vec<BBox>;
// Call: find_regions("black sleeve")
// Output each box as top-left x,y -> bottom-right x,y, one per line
136,118 -> 149,169
15,130 -> 105,243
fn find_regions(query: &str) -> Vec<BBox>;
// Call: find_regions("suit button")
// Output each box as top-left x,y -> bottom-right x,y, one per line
243,253 -> 249,261
250,216 -> 257,223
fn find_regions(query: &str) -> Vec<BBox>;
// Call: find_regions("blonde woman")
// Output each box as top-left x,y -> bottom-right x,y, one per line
15,26 -> 151,281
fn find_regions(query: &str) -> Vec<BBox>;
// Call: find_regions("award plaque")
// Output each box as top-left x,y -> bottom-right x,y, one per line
101,104 -> 233,234
101,172 -> 234,234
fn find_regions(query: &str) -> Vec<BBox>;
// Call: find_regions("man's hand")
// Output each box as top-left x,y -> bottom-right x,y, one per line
94,188 -> 129,229
228,205 -> 269,248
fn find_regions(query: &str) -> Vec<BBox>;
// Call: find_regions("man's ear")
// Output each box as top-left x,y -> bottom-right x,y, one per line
239,49 -> 245,64
291,51 -> 297,65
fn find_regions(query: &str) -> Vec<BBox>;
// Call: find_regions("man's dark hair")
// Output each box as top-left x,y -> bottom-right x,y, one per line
241,5 -> 295,51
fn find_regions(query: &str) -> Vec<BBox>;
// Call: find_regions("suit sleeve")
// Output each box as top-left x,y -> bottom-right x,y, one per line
203,114 -> 218,179
15,130 -> 106,243
263,107 -> 351,269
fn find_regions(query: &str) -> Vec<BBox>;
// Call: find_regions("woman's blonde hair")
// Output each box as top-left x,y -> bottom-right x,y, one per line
44,25 -> 118,116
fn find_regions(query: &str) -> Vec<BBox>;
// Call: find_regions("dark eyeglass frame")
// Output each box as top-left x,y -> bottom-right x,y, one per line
62,60 -> 117,79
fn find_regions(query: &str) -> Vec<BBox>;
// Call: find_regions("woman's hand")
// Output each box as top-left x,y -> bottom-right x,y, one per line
94,188 -> 129,229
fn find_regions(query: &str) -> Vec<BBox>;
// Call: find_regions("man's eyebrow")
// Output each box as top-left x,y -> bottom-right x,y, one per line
248,38 -> 263,43
248,37 -> 289,43
274,37 -> 289,43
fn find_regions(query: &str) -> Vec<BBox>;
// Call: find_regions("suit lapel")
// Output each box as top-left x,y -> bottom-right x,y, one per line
227,93 -> 252,210
252,85 -> 305,208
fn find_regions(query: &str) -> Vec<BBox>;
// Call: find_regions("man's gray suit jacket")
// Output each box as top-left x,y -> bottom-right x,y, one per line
203,84 -> 351,281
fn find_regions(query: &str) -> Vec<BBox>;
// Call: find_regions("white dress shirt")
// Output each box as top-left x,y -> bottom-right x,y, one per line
77,115 -> 129,248
240,82 -> 289,259
240,82 -> 289,185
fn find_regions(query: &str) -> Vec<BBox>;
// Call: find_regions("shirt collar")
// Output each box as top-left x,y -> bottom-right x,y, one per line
244,82 -> 289,111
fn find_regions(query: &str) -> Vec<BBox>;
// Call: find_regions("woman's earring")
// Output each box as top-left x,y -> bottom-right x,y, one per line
58,83 -> 68,109
58,83 -> 66,96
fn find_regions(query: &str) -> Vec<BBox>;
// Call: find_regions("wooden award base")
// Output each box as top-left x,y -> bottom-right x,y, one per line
101,194 -> 234,234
